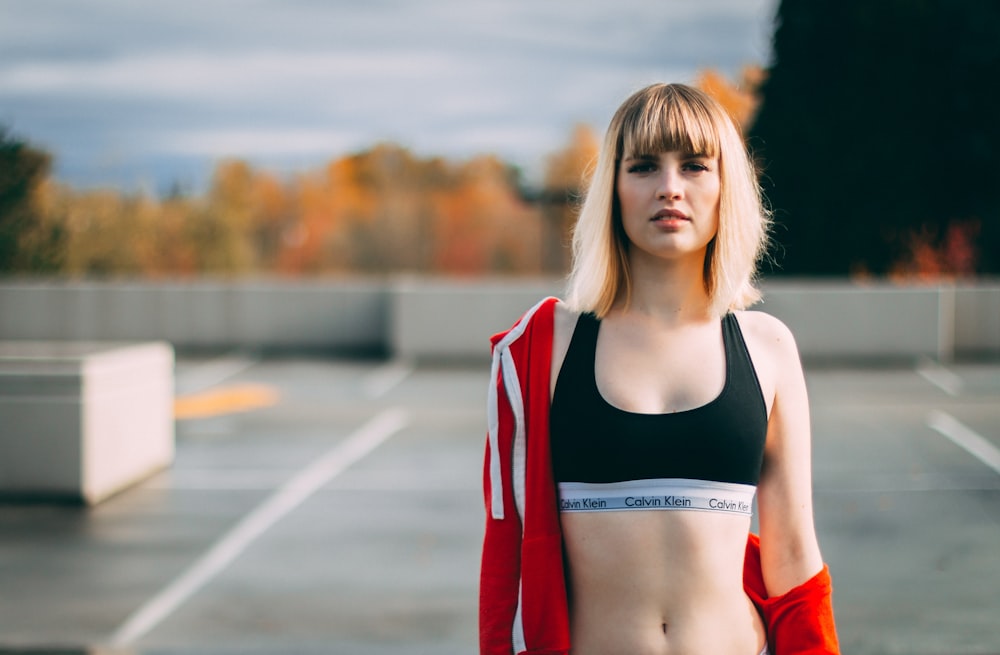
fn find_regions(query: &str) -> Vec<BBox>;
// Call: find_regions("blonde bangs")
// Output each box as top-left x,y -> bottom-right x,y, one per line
617,86 -> 721,162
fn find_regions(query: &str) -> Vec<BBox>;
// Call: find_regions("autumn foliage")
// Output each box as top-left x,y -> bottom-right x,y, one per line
5,142 -> 561,277
695,67 -> 764,131
2,115 -> 613,277
5,55 -> 994,280
0,69 -> 811,280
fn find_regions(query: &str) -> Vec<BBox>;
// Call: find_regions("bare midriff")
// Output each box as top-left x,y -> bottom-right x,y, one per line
561,510 -> 767,655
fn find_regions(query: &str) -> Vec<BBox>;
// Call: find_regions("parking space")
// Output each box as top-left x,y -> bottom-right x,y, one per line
0,355 -> 998,654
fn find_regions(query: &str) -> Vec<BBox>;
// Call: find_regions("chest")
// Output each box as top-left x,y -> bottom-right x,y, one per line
549,312 -> 768,486
594,318 -> 726,415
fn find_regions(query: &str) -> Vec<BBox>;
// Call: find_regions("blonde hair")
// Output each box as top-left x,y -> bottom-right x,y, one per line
566,83 -> 770,318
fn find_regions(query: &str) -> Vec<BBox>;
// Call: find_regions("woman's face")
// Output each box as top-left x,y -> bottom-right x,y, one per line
616,150 -> 720,264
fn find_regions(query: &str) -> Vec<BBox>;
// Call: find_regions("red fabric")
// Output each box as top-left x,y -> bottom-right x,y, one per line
480,297 -> 570,655
480,299 -> 839,655
744,534 -> 841,654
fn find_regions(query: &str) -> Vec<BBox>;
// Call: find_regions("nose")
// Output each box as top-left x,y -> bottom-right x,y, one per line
657,168 -> 683,201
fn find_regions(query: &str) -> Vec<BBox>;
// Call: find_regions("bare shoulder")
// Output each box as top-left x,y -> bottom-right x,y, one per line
553,299 -> 578,339
552,299 -> 580,363
733,310 -> 801,363
733,310 -> 805,413
550,300 -> 580,398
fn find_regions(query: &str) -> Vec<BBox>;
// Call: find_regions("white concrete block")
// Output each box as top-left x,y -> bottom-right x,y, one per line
0,341 -> 174,504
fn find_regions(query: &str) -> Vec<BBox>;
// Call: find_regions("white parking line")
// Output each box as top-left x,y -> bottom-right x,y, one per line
362,359 -> 414,398
927,410 -> 1000,476
916,358 -> 963,396
107,407 -> 410,648
176,355 -> 259,394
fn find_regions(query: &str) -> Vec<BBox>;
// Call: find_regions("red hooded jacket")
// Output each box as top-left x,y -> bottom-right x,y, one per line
480,297 -> 839,655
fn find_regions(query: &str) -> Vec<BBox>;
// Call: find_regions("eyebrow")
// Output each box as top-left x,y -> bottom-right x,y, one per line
621,153 -> 658,163
622,151 -> 712,161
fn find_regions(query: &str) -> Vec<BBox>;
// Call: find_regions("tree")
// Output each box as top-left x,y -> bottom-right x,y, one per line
696,67 -> 764,132
0,127 -> 59,272
431,155 -> 542,275
196,160 -> 259,273
750,0 -> 1000,276
540,124 -> 599,273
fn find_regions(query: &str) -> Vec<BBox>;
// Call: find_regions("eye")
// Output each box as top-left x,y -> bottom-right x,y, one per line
682,161 -> 711,173
626,161 -> 657,174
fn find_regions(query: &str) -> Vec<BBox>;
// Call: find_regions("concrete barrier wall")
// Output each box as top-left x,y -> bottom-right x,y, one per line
954,286 -> 1000,356
752,282 -> 950,362
0,279 -> 388,354
1,278 -> 997,361
390,277 -> 562,363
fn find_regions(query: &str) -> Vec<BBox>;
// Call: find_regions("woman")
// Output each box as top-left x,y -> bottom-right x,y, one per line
481,83 -> 839,654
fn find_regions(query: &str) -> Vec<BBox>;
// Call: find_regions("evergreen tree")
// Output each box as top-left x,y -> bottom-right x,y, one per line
750,0 -> 1000,275
0,127 -> 53,272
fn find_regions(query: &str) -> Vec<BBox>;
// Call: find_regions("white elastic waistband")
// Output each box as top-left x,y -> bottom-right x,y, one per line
558,478 -> 756,516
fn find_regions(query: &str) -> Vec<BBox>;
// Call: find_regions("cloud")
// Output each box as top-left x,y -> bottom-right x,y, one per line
0,0 -> 778,189
0,50 -> 459,99
155,128 -> 364,157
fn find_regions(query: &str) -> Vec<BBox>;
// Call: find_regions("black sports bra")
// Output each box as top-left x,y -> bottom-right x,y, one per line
550,312 -> 768,514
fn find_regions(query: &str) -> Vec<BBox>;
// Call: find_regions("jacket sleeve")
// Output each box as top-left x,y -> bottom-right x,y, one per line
743,534 -> 841,655
479,297 -> 569,655
479,345 -> 520,655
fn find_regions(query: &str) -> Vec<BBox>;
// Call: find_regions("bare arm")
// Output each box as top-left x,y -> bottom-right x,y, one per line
750,313 -> 825,596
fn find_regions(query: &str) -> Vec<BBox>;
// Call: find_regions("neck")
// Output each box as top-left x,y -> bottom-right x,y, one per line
617,249 -> 713,323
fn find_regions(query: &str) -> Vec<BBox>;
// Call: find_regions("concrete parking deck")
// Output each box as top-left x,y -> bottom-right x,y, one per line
1,354 -> 999,654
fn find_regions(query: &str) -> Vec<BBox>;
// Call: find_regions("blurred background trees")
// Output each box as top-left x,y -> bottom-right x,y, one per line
0,133 -> 552,277
538,124 -> 599,274
0,128 -> 62,273
750,0 -> 1000,277
2,0 -> 997,279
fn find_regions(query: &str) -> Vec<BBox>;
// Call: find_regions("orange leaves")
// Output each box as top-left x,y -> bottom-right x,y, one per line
888,219 -> 981,282
696,67 -> 765,131
24,128 -> 615,277
430,156 -> 541,275
279,147 -> 543,275
538,124 -> 599,273
545,124 -> 599,191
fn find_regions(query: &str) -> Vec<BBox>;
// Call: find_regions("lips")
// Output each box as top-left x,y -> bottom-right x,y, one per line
651,208 -> 689,221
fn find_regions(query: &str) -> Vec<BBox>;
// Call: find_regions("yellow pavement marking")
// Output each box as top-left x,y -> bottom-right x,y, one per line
174,383 -> 280,420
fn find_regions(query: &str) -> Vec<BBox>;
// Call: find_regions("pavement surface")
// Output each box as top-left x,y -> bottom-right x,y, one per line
1,353 -> 999,655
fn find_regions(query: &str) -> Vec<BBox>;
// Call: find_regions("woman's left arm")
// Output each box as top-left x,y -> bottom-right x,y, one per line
747,313 -> 841,653
752,314 -> 824,596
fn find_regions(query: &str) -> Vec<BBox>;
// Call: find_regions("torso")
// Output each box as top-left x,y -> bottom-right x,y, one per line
549,302 -> 774,655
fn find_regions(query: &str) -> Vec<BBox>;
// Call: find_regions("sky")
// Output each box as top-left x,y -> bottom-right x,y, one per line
0,0 -> 778,194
